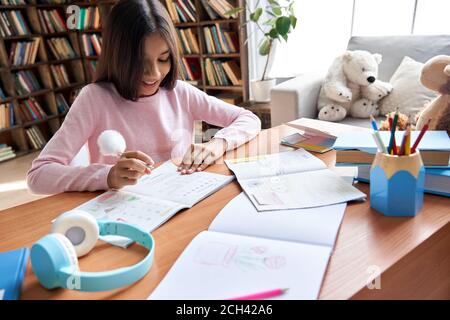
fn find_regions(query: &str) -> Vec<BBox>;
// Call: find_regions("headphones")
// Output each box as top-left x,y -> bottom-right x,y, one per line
30,210 -> 154,292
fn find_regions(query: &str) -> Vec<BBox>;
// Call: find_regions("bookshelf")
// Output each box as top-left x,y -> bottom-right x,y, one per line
0,0 -> 115,163
0,0 -> 249,163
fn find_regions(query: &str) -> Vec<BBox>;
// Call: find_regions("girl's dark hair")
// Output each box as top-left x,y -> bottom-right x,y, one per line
95,0 -> 179,101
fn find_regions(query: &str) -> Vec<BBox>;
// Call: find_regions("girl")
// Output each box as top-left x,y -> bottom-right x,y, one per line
27,0 -> 260,194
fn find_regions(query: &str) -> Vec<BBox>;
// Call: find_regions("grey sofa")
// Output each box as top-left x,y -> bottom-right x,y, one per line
270,35 -> 450,128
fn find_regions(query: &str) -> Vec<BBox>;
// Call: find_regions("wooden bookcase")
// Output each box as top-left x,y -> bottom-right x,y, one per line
0,0 -> 249,162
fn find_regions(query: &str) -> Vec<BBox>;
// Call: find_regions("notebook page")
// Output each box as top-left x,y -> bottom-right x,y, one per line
124,161 -> 234,207
209,193 -> 346,248
149,231 -> 331,300
225,149 -> 326,180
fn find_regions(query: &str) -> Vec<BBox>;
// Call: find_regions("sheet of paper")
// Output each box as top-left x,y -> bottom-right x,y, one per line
209,193 -> 346,248
149,231 -> 331,300
225,149 -> 326,180
124,161 -> 234,207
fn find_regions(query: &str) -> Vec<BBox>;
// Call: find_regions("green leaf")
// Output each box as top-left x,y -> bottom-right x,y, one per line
250,7 -> 263,22
290,15 -> 297,29
268,28 -> 279,39
268,0 -> 280,6
225,7 -> 244,17
259,38 -> 271,56
275,16 -> 291,36
272,6 -> 282,15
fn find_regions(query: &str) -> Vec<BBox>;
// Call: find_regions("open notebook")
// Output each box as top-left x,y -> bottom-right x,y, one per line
74,161 -> 234,246
225,149 -> 366,211
149,192 -> 347,300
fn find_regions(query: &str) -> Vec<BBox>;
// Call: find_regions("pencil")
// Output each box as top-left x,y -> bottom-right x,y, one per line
372,130 -> 387,153
405,128 -> 411,155
399,125 -> 411,156
227,288 -> 289,300
411,118 -> 431,154
370,115 -> 378,131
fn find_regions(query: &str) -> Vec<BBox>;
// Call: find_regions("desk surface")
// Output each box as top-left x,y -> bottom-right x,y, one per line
1,119 -> 449,300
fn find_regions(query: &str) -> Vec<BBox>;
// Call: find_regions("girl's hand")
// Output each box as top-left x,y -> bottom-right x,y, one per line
107,151 -> 154,189
178,138 -> 228,174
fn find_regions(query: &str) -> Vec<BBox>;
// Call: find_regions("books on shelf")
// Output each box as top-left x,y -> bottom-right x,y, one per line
176,28 -> 199,54
46,37 -> 77,60
0,102 -> 15,129
216,93 -> 242,105
37,9 -> 67,34
205,0 -> 238,19
69,87 -> 81,104
334,131 -> 450,167
205,58 -> 241,86
0,83 -> 7,99
180,57 -> 201,85
14,70 -> 43,95
87,60 -> 97,79
0,143 -> 16,162
80,33 -> 102,56
25,125 -> 46,149
50,64 -> 71,87
55,93 -> 69,114
77,6 -> 101,30
8,38 -> 40,66
18,97 -> 48,122
203,25 -> 237,54
0,10 -> 30,37
165,0 -> 197,23
0,0 -> 26,5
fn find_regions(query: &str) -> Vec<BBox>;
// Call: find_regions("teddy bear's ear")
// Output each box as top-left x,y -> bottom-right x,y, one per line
373,53 -> 382,64
444,64 -> 450,76
343,51 -> 353,61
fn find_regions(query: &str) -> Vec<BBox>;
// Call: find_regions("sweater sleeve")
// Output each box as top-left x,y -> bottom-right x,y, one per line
183,81 -> 261,150
26,86 -> 113,195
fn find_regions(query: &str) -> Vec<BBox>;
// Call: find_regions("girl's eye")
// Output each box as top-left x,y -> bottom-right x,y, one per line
159,57 -> 170,63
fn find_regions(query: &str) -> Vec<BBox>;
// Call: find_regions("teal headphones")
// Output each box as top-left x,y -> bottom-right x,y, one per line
30,210 -> 154,292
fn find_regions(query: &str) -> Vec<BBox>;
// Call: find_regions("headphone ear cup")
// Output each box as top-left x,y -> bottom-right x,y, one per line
31,233 -> 79,290
52,210 -> 99,257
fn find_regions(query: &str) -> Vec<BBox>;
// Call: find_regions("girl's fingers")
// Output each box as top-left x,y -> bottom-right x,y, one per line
189,149 -> 210,173
117,176 -> 138,187
197,154 -> 215,172
122,151 -> 155,167
120,168 -> 143,180
119,158 -> 148,174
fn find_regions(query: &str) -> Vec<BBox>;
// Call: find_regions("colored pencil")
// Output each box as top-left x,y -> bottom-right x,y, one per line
399,125 -> 411,156
372,130 -> 387,153
411,119 -> 431,154
370,115 -> 378,131
227,288 -> 289,300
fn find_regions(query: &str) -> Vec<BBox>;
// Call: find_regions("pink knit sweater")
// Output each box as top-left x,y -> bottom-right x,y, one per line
27,80 -> 261,194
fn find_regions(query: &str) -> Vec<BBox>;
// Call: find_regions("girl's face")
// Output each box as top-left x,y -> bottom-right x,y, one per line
138,33 -> 171,97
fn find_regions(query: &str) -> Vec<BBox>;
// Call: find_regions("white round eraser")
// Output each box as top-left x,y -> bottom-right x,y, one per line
97,130 -> 126,156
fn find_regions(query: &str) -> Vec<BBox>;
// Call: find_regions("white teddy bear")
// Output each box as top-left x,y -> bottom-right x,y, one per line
317,50 -> 393,122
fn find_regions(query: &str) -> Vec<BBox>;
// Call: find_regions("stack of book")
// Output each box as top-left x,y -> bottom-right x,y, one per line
204,0 -> 238,19
76,6 -> 101,30
14,70 -> 42,95
180,57 -> 201,85
46,37 -> 77,60
8,38 -> 40,66
334,131 -> 450,197
165,0 -> 197,23
0,143 -> 16,162
216,93 -> 242,105
50,64 -> 71,87
176,28 -> 199,54
25,125 -> 46,149
203,25 -> 238,54
86,60 -> 97,79
55,93 -> 69,114
37,9 -> 67,33
80,34 -> 101,56
0,10 -> 30,37
18,97 -> 48,122
0,0 -> 26,5
204,58 -> 241,86
0,102 -> 15,129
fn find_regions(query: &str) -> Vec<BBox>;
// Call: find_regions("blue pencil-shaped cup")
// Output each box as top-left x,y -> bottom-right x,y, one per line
370,152 -> 425,217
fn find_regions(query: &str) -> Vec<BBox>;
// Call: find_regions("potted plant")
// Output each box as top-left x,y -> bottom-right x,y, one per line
227,0 -> 297,102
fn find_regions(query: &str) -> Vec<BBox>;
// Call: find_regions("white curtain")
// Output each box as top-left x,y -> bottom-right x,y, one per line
253,0 -> 450,80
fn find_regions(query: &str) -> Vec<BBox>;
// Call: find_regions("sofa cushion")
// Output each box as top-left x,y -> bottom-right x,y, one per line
347,35 -> 450,82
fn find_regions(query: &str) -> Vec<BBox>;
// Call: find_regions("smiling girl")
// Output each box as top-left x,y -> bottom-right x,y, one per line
27,0 -> 260,194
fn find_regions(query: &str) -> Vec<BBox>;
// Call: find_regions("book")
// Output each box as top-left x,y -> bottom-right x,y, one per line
0,248 -> 29,300
149,192 -> 347,300
281,130 -> 336,154
225,149 -> 366,211
356,165 -> 450,197
72,161 -> 234,246
334,131 -> 450,167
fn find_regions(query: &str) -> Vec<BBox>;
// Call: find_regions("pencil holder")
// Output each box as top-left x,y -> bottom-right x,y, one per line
370,152 -> 425,217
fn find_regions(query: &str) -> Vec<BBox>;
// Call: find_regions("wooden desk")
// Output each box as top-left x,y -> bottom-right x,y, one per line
1,119 -> 449,300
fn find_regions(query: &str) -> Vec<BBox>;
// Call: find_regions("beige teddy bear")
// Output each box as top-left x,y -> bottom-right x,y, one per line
416,55 -> 450,135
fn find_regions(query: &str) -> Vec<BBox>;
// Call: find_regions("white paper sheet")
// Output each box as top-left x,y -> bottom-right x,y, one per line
149,231 -> 331,300
209,193 -> 346,248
